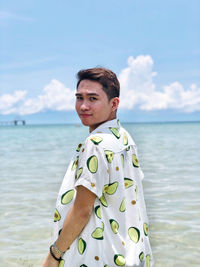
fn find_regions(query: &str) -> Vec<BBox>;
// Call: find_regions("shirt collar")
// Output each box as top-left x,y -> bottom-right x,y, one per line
90,119 -> 120,135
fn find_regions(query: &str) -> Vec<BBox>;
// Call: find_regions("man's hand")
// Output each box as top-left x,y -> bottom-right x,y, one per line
42,186 -> 96,266
42,252 -> 59,267
53,185 -> 96,253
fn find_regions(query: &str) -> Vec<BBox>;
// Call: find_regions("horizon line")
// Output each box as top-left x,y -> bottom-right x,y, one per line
0,119 -> 199,126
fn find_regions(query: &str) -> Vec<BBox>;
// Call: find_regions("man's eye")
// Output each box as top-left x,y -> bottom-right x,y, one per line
76,96 -> 83,100
90,97 -> 97,101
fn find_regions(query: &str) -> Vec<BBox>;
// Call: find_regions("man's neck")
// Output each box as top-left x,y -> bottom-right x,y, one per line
89,117 -> 117,133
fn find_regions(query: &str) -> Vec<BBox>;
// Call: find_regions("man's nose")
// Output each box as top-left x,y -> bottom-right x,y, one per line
80,101 -> 90,111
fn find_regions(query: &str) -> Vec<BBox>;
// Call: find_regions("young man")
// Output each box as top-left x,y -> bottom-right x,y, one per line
42,68 -> 154,267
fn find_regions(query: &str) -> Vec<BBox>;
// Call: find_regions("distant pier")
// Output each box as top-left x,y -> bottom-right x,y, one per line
0,119 -> 26,126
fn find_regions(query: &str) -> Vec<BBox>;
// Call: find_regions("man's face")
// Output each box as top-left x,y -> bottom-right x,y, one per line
75,79 -> 118,132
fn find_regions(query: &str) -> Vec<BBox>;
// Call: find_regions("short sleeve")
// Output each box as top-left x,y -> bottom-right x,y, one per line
74,138 -> 109,198
131,144 -> 145,181
135,146 -> 145,181
139,168 -> 144,180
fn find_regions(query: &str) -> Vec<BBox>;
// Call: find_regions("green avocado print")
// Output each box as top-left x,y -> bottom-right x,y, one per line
109,127 -> 121,139
90,136 -> 103,145
106,182 -> 118,195
123,133 -> 128,145
117,119 -> 121,127
103,184 -> 109,194
76,143 -> 82,152
80,265 -> 88,267
72,156 -> 79,171
143,222 -> 149,236
126,146 -> 130,151
54,208 -> 61,222
119,198 -> 126,212
109,219 -> 119,234
78,238 -> 87,254
104,265 -> 109,267
59,259 -> 65,267
146,254 -> 151,267
132,154 -> 139,168
121,154 -> 124,167
99,194 -> 108,207
105,150 -> 114,163
61,189 -> 75,205
124,178 -> 134,189
76,167 -> 83,180
139,252 -> 144,262
91,227 -> 104,240
94,205 -> 101,219
114,254 -> 126,266
87,155 -> 98,173
128,227 -> 140,243
101,221 -> 104,231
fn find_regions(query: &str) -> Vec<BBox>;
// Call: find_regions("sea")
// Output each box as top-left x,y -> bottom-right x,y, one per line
0,121 -> 199,267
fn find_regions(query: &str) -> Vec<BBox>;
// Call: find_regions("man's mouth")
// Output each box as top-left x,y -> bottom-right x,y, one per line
80,114 -> 92,117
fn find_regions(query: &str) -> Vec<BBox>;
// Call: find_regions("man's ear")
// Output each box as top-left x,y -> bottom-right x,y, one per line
111,97 -> 120,111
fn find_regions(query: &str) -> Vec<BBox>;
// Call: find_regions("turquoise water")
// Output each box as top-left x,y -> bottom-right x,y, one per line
0,122 -> 200,266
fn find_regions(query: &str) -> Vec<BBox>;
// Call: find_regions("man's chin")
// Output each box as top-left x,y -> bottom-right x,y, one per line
81,121 -> 90,126
80,120 -> 97,128
80,119 -> 91,126
79,118 -> 107,128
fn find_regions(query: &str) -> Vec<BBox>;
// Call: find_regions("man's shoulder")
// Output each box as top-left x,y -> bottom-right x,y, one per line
84,131 -> 114,149
84,126 -> 136,153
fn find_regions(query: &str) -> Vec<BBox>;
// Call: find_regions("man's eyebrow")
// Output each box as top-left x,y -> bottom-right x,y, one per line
75,93 -> 99,96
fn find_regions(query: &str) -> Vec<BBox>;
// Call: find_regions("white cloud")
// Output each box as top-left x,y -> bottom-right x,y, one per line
0,80 -> 75,115
0,55 -> 200,115
0,91 -> 27,114
119,55 -> 200,112
119,55 -> 157,109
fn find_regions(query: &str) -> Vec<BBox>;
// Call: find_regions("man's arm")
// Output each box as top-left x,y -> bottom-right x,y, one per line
42,185 -> 96,267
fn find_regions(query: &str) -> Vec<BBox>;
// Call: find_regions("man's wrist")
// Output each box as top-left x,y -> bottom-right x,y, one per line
49,245 -> 62,262
51,246 -> 62,258
52,242 -> 65,257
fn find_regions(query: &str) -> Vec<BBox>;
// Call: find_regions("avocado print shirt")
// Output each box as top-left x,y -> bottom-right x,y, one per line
53,119 -> 154,267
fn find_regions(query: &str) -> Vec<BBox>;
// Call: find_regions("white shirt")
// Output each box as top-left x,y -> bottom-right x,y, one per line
53,119 -> 154,267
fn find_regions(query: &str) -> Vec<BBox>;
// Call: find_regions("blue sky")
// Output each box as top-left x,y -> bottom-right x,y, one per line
0,0 -> 200,123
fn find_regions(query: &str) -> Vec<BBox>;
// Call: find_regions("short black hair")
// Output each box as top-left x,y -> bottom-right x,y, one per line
76,67 -> 120,100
